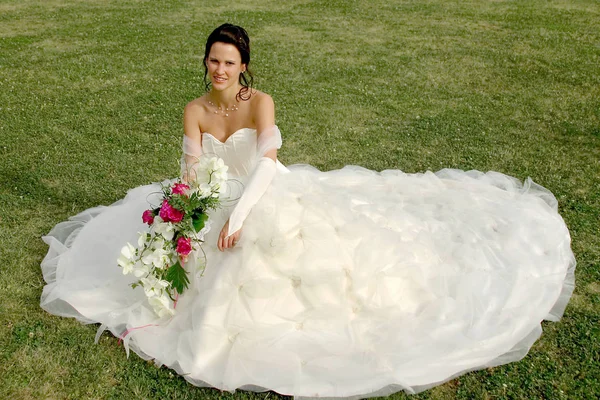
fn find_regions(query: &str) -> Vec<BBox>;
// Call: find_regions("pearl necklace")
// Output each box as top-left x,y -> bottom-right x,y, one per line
208,100 -> 239,117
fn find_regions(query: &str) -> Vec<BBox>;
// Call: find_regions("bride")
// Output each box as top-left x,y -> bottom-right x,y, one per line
41,23 -> 576,399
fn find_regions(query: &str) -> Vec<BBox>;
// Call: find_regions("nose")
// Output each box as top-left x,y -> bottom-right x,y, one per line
216,63 -> 225,74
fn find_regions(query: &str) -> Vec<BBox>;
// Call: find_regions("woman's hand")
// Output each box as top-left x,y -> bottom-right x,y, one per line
218,219 -> 241,251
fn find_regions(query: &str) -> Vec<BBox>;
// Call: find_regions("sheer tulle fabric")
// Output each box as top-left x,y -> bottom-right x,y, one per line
41,128 -> 575,399
181,134 -> 204,181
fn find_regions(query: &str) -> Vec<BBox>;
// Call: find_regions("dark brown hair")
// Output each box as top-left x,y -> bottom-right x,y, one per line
203,23 -> 254,101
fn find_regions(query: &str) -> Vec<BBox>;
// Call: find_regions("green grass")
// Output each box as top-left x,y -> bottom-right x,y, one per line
1,0 -> 599,398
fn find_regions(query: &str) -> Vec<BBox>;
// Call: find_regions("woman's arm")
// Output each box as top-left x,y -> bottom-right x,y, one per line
184,100 -> 203,140
254,93 -> 277,162
181,101 -> 203,182
217,93 -> 279,251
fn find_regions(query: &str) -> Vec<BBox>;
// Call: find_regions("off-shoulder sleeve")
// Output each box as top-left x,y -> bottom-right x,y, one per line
256,125 -> 282,159
180,135 -> 204,181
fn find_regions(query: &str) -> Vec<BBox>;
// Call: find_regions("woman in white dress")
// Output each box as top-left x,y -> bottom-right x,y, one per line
41,23 -> 576,399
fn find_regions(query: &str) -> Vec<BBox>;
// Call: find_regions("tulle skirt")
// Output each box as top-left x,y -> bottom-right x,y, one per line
41,165 -> 575,399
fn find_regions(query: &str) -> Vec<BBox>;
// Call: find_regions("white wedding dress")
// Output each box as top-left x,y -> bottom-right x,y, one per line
41,127 -> 575,399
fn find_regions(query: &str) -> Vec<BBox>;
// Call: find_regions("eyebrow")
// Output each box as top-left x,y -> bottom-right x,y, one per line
209,57 -> 236,63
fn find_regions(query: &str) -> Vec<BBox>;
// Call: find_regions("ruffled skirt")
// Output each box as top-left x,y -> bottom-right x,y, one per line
41,165 -> 575,399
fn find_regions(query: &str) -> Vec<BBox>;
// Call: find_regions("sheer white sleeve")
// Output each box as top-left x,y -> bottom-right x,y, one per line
227,125 -> 282,236
256,125 -> 282,159
180,135 -> 204,182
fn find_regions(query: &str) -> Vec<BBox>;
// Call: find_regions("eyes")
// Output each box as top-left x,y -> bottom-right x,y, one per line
209,58 -> 236,66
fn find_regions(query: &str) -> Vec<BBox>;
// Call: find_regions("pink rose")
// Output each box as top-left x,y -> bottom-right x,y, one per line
172,183 -> 190,196
142,209 -> 155,225
159,199 -> 184,223
176,236 -> 192,256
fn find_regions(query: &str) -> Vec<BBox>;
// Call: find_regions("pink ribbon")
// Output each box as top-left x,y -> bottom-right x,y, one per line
117,295 -> 179,345
118,324 -> 159,344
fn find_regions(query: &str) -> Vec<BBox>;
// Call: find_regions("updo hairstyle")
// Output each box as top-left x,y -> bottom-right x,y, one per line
203,23 -> 254,101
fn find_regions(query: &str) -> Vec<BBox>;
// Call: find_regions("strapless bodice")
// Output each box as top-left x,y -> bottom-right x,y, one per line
201,128 -> 258,178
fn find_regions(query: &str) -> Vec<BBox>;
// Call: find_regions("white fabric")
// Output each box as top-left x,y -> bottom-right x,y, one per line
181,135 -> 204,181
198,126 -> 283,180
182,126 -> 283,236
40,127 -> 576,399
256,125 -> 283,160
227,156 -> 277,236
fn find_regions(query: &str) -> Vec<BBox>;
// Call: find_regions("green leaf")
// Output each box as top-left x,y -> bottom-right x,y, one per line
192,212 -> 208,232
165,261 -> 190,295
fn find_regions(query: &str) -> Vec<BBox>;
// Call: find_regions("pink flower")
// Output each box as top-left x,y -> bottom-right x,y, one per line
176,236 -> 192,256
159,200 -> 184,223
142,209 -> 155,225
172,183 -> 190,196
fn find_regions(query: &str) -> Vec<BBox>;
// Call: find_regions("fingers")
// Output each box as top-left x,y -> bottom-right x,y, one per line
217,221 -> 228,252
217,232 -> 224,252
217,221 -> 241,251
217,227 -> 226,252
225,233 -> 238,249
222,233 -> 240,250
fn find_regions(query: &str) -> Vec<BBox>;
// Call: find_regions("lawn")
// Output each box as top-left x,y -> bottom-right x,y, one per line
1,0 -> 599,398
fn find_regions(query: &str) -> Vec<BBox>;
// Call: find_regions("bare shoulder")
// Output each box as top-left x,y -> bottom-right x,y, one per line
184,96 -> 208,138
250,90 -> 275,129
250,90 -> 274,110
184,96 -> 208,116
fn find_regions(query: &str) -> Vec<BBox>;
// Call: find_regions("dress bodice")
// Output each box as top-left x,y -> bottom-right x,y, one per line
201,128 -> 258,178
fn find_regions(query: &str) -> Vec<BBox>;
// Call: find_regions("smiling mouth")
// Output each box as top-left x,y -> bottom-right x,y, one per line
213,76 -> 227,83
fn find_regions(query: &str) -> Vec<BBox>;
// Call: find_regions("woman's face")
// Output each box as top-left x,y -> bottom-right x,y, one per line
206,42 -> 246,92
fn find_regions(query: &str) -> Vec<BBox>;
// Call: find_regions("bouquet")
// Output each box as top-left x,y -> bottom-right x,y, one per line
117,156 -> 228,317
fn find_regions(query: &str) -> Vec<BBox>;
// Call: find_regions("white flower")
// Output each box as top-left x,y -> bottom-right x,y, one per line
141,247 -> 170,269
208,176 -> 226,195
140,275 -> 169,298
210,165 -> 228,188
120,242 -> 136,259
118,243 -> 137,275
119,259 -> 134,275
148,294 -> 176,318
197,183 -> 213,198
194,157 -> 228,188
212,168 -> 228,183
154,219 -> 175,241
210,157 -> 225,170
192,159 -> 212,184
132,260 -> 151,278
151,237 -> 165,250
137,232 -> 149,248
